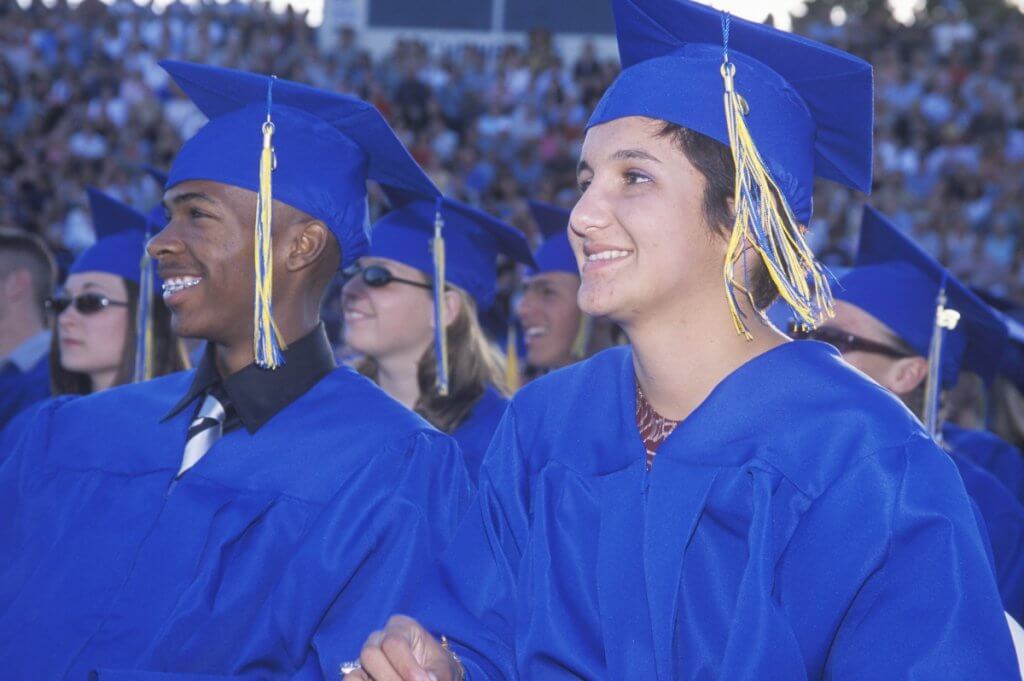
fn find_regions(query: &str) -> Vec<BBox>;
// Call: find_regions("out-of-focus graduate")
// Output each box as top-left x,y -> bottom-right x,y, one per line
342,189 -> 534,483
346,0 -> 1019,679
0,61 -> 473,680
798,204 -> 1024,622
0,228 -> 56,430
1,188 -> 189,456
515,200 -> 587,373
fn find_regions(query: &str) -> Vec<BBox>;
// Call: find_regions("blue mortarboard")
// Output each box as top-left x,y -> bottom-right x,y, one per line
161,59 -> 439,369
526,200 -> 577,276
72,188 -> 151,284
589,0 -> 873,337
836,205 -> 1008,395
74,188 -> 162,382
370,189 -> 536,310
143,166 -> 169,233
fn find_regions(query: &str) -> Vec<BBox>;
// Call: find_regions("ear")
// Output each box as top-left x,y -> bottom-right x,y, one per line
1,267 -> 32,302
442,289 -> 462,330
284,220 -> 331,273
888,356 -> 929,396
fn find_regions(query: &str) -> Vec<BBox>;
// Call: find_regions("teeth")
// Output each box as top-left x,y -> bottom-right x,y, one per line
524,326 -> 548,338
586,250 -> 630,262
344,310 -> 370,321
161,277 -> 202,295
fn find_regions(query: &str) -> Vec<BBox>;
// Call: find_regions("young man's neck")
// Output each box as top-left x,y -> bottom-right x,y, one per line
626,292 -> 787,423
375,352 -> 424,410
212,318 -> 320,377
0,307 -> 45,360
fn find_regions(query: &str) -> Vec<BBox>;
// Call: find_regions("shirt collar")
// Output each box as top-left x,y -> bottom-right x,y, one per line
3,330 -> 51,373
163,323 -> 337,433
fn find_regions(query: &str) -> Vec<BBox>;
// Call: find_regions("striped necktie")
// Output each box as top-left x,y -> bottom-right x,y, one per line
178,390 -> 227,478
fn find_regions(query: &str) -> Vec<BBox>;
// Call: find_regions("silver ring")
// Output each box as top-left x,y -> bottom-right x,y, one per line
340,660 -> 362,675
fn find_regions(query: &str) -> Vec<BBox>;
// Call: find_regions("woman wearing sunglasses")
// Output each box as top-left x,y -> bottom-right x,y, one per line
342,192 -> 535,483
47,189 -> 188,396
347,1 -> 1016,679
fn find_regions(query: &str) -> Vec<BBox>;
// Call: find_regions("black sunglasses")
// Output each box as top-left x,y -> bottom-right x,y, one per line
44,292 -> 129,316
788,323 -> 915,359
343,264 -> 432,291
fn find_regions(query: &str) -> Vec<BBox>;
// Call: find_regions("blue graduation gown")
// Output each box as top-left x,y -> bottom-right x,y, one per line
412,342 -> 1018,679
947,447 -> 1024,621
0,353 -> 50,430
0,365 -> 473,680
450,385 -> 508,484
945,423 -> 1024,503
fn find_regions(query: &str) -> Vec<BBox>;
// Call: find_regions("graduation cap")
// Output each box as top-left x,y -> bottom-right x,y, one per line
588,0 -> 873,338
73,188 -> 160,382
835,206 -> 1008,436
161,59 -> 440,369
368,188 -> 536,394
142,165 -> 169,233
526,200 -> 577,276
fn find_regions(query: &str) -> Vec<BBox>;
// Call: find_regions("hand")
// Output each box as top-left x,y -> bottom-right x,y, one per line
343,615 -> 463,681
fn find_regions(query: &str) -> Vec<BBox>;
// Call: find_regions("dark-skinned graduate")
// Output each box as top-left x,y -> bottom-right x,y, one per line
0,60 -> 473,681
344,0 -> 1018,679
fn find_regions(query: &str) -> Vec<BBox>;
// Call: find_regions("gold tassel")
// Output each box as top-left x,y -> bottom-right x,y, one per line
253,81 -> 286,370
432,205 -> 449,396
133,243 -> 155,382
570,314 -> 593,359
720,58 -> 834,340
505,322 -> 520,392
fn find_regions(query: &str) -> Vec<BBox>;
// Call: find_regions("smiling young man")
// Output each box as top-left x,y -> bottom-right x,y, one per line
0,61 -> 473,680
515,201 -> 588,373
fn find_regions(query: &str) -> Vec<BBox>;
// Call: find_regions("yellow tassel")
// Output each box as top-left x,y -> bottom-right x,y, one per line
432,207 -> 449,396
505,323 -> 520,392
720,60 -> 834,340
253,119 -> 286,369
133,244 -> 155,382
570,314 -> 592,359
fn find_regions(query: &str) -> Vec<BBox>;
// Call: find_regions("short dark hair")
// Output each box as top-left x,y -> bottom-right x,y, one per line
0,227 -> 58,316
655,123 -> 779,311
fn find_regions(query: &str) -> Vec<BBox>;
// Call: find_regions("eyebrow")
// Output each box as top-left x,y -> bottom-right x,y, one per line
609,148 -> 662,164
577,148 -> 663,176
163,192 -> 218,209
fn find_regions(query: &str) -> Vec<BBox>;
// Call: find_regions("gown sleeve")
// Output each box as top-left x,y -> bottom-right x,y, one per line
411,403 -> 532,681
822,437 -> 1020,679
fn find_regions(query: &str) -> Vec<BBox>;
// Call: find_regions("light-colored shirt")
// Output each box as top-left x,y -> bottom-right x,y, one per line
3,329 -> 51,373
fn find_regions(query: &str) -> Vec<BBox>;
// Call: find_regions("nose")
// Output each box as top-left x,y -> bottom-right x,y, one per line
569,185 -> 612,239
516,288 -> 540,323
147,216 -> 186,260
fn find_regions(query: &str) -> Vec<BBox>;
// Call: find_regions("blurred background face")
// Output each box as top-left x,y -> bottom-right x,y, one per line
57,271 -> 129,386
570,116 -> 722,327
516,271 -> 581,369
342,257 -> 435,364
826,299 -> 925,396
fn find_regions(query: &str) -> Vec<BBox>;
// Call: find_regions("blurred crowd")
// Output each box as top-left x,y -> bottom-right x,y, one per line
1,0 -> 1023,301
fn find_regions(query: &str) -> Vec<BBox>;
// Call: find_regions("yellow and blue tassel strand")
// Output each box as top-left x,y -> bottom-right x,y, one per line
505,321 -> 520,392
719,14 -> 833,340
133,238 -> 155,382
432,200 -> 449,396
253,76 -> 286,370
571,314 -> 593,359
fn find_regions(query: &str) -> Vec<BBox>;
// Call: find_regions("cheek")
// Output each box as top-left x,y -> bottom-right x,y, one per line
549,298 -> 581,342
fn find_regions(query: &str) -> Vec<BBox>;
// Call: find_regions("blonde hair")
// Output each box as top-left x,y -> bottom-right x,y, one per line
359,287 -> 508,433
